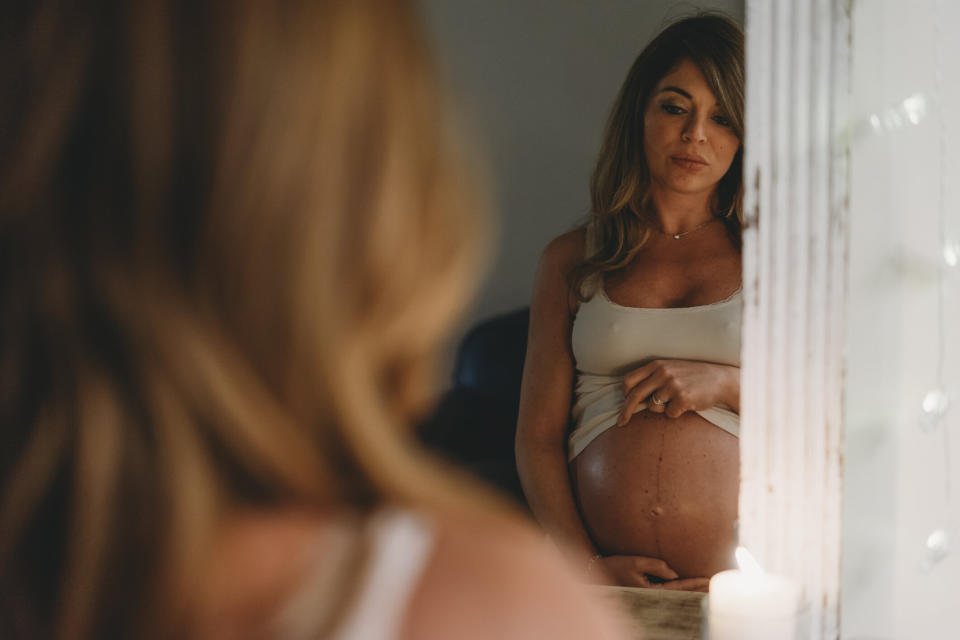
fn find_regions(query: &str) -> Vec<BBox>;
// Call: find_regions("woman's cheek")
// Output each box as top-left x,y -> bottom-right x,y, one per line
717,141 -> 737,166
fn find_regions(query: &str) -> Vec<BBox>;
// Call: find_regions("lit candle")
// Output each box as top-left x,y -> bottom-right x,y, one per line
707,547 -> 801,640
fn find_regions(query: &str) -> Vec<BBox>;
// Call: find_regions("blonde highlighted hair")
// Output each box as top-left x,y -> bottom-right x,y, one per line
0,1 -> 488,638
571,12 -> 744,299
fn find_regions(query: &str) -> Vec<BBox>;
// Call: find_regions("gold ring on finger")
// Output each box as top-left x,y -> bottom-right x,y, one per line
651,392 -> 666,406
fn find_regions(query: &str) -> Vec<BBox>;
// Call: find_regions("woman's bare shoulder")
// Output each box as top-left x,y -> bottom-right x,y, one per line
539,227 -> 587,277
533,228 -> 588,315
401,508 -> 630,640
196,509 -> 344,638
198,506 -> 631,640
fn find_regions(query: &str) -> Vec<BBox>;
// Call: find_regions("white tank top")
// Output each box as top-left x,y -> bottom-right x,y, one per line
568,230 -> 742,460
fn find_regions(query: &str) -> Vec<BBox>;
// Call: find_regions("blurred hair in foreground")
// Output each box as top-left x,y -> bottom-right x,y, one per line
0,0 -> 493,637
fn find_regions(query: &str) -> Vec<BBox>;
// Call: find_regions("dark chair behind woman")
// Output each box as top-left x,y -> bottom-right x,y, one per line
421,308 -> 530,507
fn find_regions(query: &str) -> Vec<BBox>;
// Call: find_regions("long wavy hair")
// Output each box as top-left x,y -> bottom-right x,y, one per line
571,12 -> 744,299
0,1 -> 489,638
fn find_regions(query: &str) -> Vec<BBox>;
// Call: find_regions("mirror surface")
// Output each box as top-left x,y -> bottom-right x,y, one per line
419,0 -> 745,613
422,1 -> 960,637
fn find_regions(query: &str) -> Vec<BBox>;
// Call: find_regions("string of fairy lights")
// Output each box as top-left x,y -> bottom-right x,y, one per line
860,0 -> 956,573
919,0 -> 953,571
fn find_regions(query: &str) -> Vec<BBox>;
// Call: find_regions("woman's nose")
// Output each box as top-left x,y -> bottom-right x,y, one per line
681,117 -> 707,143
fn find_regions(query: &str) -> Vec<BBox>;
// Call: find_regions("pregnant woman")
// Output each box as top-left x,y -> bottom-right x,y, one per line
516,13 -> 744,590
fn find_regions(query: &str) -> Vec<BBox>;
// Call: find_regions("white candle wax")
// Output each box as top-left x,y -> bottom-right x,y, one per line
707,569 -> 800,640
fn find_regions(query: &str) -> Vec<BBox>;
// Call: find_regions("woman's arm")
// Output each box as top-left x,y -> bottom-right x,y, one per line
515,232 -> 688,589
514,230 -> 597,562
716,364 -> 740,413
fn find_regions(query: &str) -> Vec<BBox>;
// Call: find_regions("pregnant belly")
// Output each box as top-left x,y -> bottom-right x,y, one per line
570,410 -> 739,579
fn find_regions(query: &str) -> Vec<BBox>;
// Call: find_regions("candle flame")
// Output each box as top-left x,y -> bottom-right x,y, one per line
735,546 -> 763,576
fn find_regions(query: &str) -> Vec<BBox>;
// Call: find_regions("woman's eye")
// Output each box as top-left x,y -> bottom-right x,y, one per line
661,104 -> 685,115
713,115 -> 732,127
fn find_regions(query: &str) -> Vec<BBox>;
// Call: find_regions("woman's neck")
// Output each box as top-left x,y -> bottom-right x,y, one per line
648,187 -> 715,235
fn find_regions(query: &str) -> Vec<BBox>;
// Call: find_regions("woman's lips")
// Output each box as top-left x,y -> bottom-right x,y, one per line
671,155 -> 709,170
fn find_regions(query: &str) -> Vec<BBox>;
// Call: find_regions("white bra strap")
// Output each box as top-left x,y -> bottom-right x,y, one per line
332,510 -> 433,640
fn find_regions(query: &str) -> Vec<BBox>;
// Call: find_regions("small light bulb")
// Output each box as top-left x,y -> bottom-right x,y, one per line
922,389 -> 949,415
944,241 -> 959,267
901,93 -> 927,125
920,529 -> 950,572
919,389 -> 949,433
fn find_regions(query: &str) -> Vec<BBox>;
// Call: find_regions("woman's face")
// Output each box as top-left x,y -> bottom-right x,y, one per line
642,58 -> 740,199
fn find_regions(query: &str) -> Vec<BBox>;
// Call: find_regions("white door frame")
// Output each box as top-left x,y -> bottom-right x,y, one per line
740,1 -> 850,637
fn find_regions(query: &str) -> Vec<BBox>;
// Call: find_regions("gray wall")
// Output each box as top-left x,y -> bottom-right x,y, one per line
419,0 -> 745,355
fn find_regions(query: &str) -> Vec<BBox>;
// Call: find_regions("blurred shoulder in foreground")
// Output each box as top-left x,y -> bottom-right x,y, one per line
0,1 -> 632,639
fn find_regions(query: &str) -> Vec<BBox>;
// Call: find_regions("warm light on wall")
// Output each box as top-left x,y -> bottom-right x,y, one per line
942,241 -> 959,267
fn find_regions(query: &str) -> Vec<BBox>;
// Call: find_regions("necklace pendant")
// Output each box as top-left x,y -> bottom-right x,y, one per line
673,233 -> 681,240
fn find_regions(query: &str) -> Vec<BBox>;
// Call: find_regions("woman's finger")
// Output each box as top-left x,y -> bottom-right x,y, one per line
622,361 -> 660,393
630,369 -> 669,405
623,363 -> 667,398
647,390 -> 668,414
617,568 -> 653,588
635,557 -> 679,581
660,577 -> 710,592
634,575 -> 654,588
664,396 -> 686,418
616,400 -> 646,426
618,374 -> 668,425
617,386 -> 650,426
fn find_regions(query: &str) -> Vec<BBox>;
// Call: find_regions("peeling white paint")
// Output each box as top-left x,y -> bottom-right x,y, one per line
741,1 -> 850,638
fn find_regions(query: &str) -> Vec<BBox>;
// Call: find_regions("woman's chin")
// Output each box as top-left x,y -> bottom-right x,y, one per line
659,174 -> 722,196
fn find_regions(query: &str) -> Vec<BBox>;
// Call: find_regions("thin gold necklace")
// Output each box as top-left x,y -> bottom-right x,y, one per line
657,217 -> 719,240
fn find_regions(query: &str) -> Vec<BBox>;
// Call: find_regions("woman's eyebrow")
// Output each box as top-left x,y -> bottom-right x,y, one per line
657,85 -> 721,108
658,86 -> 692,99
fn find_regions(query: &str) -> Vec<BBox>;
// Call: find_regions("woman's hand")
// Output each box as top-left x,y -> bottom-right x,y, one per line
589,555 -> 710,591
617,359 -> 739,425
589,555 -> 678,587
